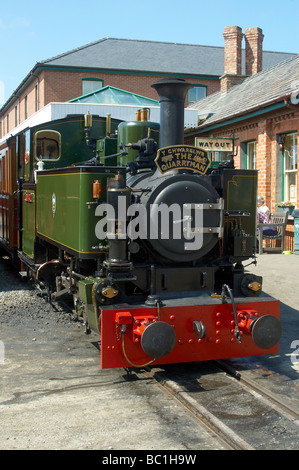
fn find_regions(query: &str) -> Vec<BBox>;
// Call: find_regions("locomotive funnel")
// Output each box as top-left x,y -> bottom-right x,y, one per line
151,78 -> 193,148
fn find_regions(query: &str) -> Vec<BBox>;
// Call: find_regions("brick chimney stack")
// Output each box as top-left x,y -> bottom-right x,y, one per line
221,26 -> 246,94
245,27 -> 264,75
223,26 -> 243,75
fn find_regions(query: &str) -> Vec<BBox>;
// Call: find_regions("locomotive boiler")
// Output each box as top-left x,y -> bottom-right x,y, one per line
0,79 -> 281,369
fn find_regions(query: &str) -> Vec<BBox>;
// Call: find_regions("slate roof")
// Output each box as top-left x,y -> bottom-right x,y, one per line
40,37 -> 296,77
1,37 -> 297,115
187,54 -> 299,128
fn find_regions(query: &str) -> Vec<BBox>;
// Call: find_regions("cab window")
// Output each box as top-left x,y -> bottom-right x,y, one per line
34,130 -> 61,161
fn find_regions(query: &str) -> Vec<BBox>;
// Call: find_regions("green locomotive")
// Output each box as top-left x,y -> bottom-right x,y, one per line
0,80 -> 281,370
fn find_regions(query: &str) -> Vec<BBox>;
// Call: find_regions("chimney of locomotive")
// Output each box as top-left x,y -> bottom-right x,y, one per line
151,78 -> 193,148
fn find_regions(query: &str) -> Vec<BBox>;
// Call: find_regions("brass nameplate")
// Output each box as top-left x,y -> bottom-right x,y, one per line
155,145 -> 211,175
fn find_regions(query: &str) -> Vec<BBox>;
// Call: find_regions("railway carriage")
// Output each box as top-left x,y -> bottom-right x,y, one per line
0,79 -> 281,369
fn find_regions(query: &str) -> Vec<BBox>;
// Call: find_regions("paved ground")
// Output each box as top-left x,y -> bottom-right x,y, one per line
250,254 -> 299,379
0,257 -> 225,451
0,253 -> 298,450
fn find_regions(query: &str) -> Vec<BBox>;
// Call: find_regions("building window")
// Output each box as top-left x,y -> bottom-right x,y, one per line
15,105 -> 18,127
35,83 -> 39,112
246,141 -> 256,169
188,85 -> 207,105
24,95 -> 28,120
283,132 -> 297,204
82,78 -> 103,95
210,151 -> 231,163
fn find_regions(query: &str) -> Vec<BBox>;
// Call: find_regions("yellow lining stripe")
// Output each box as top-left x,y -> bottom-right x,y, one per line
37,231 -> 105,254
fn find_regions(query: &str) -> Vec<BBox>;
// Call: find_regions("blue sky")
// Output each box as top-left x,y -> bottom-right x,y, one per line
1,0 -> 298,105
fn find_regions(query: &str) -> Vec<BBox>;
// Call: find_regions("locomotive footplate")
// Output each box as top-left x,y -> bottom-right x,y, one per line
100,295 -> 281,369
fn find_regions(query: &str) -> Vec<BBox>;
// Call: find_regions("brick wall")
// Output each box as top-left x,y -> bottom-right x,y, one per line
187,109 -> 299,215
1,77 -> 39,137
42,69 -> 219,105
0,69 -> 220,136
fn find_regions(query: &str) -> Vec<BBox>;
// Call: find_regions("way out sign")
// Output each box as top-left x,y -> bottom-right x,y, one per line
195,137 -> 233,152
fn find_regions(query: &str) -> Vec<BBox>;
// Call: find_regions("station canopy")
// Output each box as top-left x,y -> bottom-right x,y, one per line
69,86 -> 159,107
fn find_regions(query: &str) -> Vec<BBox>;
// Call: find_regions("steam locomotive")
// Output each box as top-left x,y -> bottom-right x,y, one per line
0,79 -> 281,369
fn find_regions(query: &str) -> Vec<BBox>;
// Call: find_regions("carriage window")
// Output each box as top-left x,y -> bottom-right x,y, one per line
34,130 -> 61,161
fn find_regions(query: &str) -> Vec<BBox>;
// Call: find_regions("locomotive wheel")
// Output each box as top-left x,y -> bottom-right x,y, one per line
36,260 -> 64,294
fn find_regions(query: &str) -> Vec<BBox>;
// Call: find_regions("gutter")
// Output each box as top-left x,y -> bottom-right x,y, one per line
185,97 -> 297,136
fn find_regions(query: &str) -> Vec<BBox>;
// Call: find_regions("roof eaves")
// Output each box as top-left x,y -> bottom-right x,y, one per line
38,61 -> 221,79
0,63 -> 43,114
193,97 -> 289,133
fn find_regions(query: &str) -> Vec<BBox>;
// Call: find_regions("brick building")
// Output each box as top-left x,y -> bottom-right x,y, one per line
185,26 -> 299,249
0,34 -> 295,139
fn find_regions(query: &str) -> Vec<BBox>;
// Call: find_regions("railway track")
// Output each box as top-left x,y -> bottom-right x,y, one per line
1,258 -> 298,450
215,360 -> 299,425
132,360 -> 299,450
142,368 -> 253,450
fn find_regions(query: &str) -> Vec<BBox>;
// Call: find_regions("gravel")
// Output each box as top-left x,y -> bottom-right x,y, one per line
0,257 -> 74,328
0,255 -> 224,451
